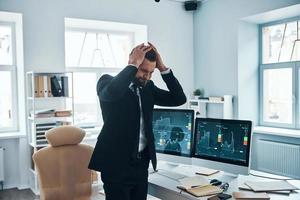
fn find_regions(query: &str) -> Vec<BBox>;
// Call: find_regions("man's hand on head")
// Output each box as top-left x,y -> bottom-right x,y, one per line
128,44 -> 152,68
148,42 -> 168,72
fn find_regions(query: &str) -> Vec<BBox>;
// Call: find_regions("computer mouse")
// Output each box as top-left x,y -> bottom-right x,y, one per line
210,179 -> 222,186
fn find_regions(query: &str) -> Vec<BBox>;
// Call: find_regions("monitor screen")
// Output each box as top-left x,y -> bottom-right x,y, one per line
193,118 -> 252,166
152,109 -> 194,157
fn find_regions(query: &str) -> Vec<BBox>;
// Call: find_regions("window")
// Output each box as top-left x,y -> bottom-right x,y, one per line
65,18 -> 146,129
260,17 -> 300,128
65,31 -> 132,68
263,67 -> 293,124
0,23 -> 18,132
0,25 -> 13,65
262,21 -> 300,64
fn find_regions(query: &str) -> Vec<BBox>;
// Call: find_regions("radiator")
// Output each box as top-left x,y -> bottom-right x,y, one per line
0,147 -> 4,182
257,139 -> 300,178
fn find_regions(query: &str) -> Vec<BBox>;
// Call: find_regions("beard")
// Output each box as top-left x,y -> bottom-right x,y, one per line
133,77 -> 148,87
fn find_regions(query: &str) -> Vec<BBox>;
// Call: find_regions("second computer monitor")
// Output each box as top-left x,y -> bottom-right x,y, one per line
152,109 -> 194,157
193,118 -> 252,174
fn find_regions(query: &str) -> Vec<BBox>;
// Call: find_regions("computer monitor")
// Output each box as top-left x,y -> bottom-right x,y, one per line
152,109 -> 194,159
192,118 -> 252,175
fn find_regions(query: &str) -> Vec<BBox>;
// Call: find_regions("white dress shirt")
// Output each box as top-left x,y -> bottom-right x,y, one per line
129,68 -> 171,152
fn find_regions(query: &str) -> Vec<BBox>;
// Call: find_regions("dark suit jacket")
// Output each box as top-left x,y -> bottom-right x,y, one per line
88,65 -> 186,182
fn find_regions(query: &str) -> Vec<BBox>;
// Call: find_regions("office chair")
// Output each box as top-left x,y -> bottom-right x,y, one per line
33,126 -> 96,200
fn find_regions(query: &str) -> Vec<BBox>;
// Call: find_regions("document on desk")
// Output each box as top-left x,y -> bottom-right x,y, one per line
177,176 -> 210,190
238,183 -> 291,195
244,180 -> 299,192
233,191 -> 270,200
195,167 -> 219,176
173,164 -> 219,176
185,185 -> 223,197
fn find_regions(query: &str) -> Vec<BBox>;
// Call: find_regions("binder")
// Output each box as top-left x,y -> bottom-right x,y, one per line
38,76 -> 44,97
43,76 -> 48,97
50,76 -> 62,97
47,76 -> 52,97
61,76 -> 69,97
34,76 -> 39,97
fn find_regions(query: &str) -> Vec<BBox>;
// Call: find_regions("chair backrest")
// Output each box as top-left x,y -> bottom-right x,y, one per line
33,126 -> 94,200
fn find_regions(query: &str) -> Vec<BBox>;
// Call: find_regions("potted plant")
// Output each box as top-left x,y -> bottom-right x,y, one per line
193,89 -> 202,99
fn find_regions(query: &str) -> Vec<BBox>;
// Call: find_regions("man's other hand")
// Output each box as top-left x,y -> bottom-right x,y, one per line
148,42 -> 168,72
128,44 -> 152,67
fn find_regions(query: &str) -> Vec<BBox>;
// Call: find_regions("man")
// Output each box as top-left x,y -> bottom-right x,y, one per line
88,43 -> 186,200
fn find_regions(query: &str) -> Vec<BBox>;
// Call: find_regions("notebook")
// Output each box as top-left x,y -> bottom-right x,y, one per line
233,192 -> 270,200
181,185 -> 223,197
177,176 -> 209,190
195,167 -> 219,176
177,176 -> 222,197
239,183 -> 291,195
244,180 -> 298,192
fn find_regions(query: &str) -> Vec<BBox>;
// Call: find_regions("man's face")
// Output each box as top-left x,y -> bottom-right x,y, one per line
135,59 -> 156,87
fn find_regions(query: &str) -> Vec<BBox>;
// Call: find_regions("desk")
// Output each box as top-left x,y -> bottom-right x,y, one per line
148,161 -> 300,200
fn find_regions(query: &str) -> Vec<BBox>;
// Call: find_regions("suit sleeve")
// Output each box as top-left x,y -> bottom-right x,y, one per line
97,65 -> 138,102
152,70 -> 187,106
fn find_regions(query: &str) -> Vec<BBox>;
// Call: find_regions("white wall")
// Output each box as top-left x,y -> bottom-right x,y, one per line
0,139 -> 20,189
0,0 -> 194,189
193,0 -> 300,119
237,21 -> 259,124
0,0 -> 194,92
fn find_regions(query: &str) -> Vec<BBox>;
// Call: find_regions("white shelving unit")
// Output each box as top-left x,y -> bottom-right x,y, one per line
26,71 -> 74,194
188,95 -> 233,119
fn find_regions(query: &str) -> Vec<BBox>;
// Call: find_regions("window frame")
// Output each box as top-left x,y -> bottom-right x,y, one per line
65,27 -> 135,68
0,21 -> 19,133
64,18 -> 146,129
259,15 -> 300,129
65,27 -> 134,128
66,67 -> 122,128
297,62 -> 300,128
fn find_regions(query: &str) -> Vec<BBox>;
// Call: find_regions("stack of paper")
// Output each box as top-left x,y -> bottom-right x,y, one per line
30,109 -> 56,118
186,185 -> 223,197
177,176 -> 209,190
233,192 -> 270,200
239,183 -> 291,195
195,167 -> 219,176
245,180 -> 298,191
239,180 -> 299,195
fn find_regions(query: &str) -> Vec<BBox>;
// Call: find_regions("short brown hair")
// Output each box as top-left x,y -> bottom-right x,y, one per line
145,49 -> 157,62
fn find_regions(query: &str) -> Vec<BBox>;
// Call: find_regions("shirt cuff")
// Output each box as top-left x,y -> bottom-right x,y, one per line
160,68 -> 171,75
128,64 -> 138,68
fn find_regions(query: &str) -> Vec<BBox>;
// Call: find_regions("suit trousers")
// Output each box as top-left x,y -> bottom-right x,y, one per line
101,148 -> 150,200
